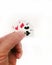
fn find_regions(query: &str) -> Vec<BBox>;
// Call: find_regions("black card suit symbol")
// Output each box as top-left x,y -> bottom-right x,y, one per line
24,26 -> 29,29
25,31 -> 30,36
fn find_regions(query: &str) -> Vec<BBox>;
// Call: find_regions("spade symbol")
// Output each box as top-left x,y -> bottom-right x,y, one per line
24,26 -> 29,29
25,31 -> 30,36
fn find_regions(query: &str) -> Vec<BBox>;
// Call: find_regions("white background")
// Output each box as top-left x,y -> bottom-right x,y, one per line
0,0 -> 52,65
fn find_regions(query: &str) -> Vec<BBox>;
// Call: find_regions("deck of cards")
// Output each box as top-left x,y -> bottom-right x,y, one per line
12,19 -> 34,37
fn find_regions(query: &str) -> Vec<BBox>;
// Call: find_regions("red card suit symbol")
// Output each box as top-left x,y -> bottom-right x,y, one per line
20,23 -> 24,28
15,26 -> 18,30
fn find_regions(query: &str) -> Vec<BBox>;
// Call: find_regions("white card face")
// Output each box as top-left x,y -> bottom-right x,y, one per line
12,19 -> 34,37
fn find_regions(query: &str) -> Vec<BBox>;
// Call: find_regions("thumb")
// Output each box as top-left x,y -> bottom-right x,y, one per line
0,31 -> 25,54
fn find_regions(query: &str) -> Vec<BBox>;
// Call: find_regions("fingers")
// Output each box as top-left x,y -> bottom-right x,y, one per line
0,31 -> 25,54
8,42 -> 22,65
11,42 -> 22,59
8,52 -> 16,65
14,42 -> 23,59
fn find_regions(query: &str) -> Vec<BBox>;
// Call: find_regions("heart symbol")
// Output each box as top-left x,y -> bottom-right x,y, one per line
15,26 -> 18,30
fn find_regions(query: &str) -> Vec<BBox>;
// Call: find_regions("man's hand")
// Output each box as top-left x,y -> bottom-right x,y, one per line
0,31 -> 25,65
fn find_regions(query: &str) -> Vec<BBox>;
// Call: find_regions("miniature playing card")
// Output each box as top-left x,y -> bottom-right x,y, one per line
12,19 -> 34,37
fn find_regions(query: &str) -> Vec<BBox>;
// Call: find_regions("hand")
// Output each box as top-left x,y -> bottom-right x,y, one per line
0,31 -> 25,65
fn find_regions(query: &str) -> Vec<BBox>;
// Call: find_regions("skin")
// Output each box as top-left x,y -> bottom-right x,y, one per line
0,31 -> 25,65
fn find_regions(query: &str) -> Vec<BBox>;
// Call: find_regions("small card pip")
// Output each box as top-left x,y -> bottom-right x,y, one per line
12,19 -> 34,36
